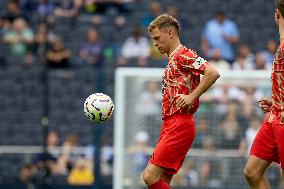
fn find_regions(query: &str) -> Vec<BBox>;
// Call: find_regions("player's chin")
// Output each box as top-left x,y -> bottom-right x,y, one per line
158,49 -> 166,54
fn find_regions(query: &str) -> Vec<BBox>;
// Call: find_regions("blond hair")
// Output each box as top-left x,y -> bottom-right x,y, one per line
148,13 -> 180,35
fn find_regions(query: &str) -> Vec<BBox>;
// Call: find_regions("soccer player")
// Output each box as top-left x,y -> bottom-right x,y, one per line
243,1 -> 284,188
142,14 -> 220,189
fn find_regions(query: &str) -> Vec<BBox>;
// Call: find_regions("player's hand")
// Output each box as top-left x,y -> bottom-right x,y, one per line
258,98 -> 272,113
175,94 -> 194,108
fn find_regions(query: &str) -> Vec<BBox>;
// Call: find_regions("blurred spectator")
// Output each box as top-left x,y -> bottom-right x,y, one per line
232,45 -> 254,70
136,80 -> 162,144
33,131 -> 60,175
199,160 -> 211,186
242,86 -> 264,103
199,136 -> 222,187
100,143 -> 113,177
84,144 -> 94,170
202,136 -> 216,152
141,1 -> 162,27
208,49 -> 230,70
81,0 -> 97,14
201,11 -> 239,63
19,0 -> 38,11
167,6 -> 185,28
186,160 -> 199,187
254,52 -> 271,70
262,40 -> 278,65
54,0 -> 82,18
266,163 -> 281,188
19,164 -> 37,184
37,0 -> 56,18
79,27 -> 103,66
93,0 -> 134,14
67,157 -> 94,185
195,118 -> 209,148
82,0 -> 131,27
56,133 -> 80,174
135,80 -> 161,116
46,38 -> 71,69
0,17 -> 8,67
3,0 -> 27,25
118,27 -> 150,66
128,131 -> 152,173
171,169 -> 187,187
0,17 -> 9,36
199,160 -> 222,187
211,85 -> 246,104
239,118 -> 260,157
21,131 -> 60,185
167,6 -> 178,18
237,98 -> 256,134
35,130 -> 60,162
128,131 -> 152,186
81,0 -> 103,25
34,21 -> 57,54
218,100 -> 241,149
3,18 -> 34,57
47,131 -> 60,151
113,15 -> 126,28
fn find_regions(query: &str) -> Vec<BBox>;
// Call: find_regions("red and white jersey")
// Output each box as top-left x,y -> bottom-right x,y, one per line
269,40 -> 284,124
162,45 -> 208,119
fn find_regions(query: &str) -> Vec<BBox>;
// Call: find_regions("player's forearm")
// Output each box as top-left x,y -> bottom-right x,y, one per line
276,72 -> 284,111
191,66 -> 220,100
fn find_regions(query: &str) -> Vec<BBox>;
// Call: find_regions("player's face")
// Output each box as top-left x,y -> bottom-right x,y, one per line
150,27 -> 171,54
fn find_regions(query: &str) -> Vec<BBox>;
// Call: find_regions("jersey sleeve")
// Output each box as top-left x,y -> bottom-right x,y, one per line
178,50 -> 209,76
274,42 -> 284,72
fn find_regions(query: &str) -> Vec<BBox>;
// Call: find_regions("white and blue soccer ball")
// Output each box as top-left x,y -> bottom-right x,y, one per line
84,93 -> 114,123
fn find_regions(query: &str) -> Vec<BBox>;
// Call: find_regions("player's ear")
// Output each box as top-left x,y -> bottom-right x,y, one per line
168,29 -> 174,39
276,9 -> 280,19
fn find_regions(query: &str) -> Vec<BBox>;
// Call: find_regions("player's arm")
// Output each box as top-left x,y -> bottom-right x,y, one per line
276,71 -> 284,122
274,41 -> 284,120
176,64 -> 220,108
190,64 -> 220,100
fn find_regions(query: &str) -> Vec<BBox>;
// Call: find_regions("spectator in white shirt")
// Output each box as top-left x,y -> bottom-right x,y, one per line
119,28 -> 150,67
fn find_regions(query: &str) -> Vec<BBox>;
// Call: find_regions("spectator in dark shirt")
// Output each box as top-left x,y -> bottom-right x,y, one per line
79,27 -> 103,67
3,0 -> 27,25
46,38 -> 71,69
34,21 -> 57,54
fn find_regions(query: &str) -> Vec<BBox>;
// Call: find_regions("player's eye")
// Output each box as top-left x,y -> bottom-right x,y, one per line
153,37 -> 160,41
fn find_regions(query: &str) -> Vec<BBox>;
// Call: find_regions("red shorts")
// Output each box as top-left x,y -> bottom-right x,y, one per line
149,114 -> 195,174
250,115 -> 284,168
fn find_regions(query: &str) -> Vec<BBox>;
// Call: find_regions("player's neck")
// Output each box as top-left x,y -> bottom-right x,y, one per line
280,30 -> 284,43
279,21 -> 284,42
168,40 -> 182,57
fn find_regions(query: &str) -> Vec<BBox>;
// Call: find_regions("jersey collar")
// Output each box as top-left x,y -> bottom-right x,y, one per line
168,45 -> 183,59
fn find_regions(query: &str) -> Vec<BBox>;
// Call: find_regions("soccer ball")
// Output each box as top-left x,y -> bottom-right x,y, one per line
84,93 -> 114,123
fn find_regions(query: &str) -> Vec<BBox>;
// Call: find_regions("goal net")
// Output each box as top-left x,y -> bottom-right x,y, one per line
114,68 -> 279,189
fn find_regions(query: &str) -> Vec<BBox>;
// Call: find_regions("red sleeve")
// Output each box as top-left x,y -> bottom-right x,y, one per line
178,49 -> 208,76
275,42 -> 284,72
